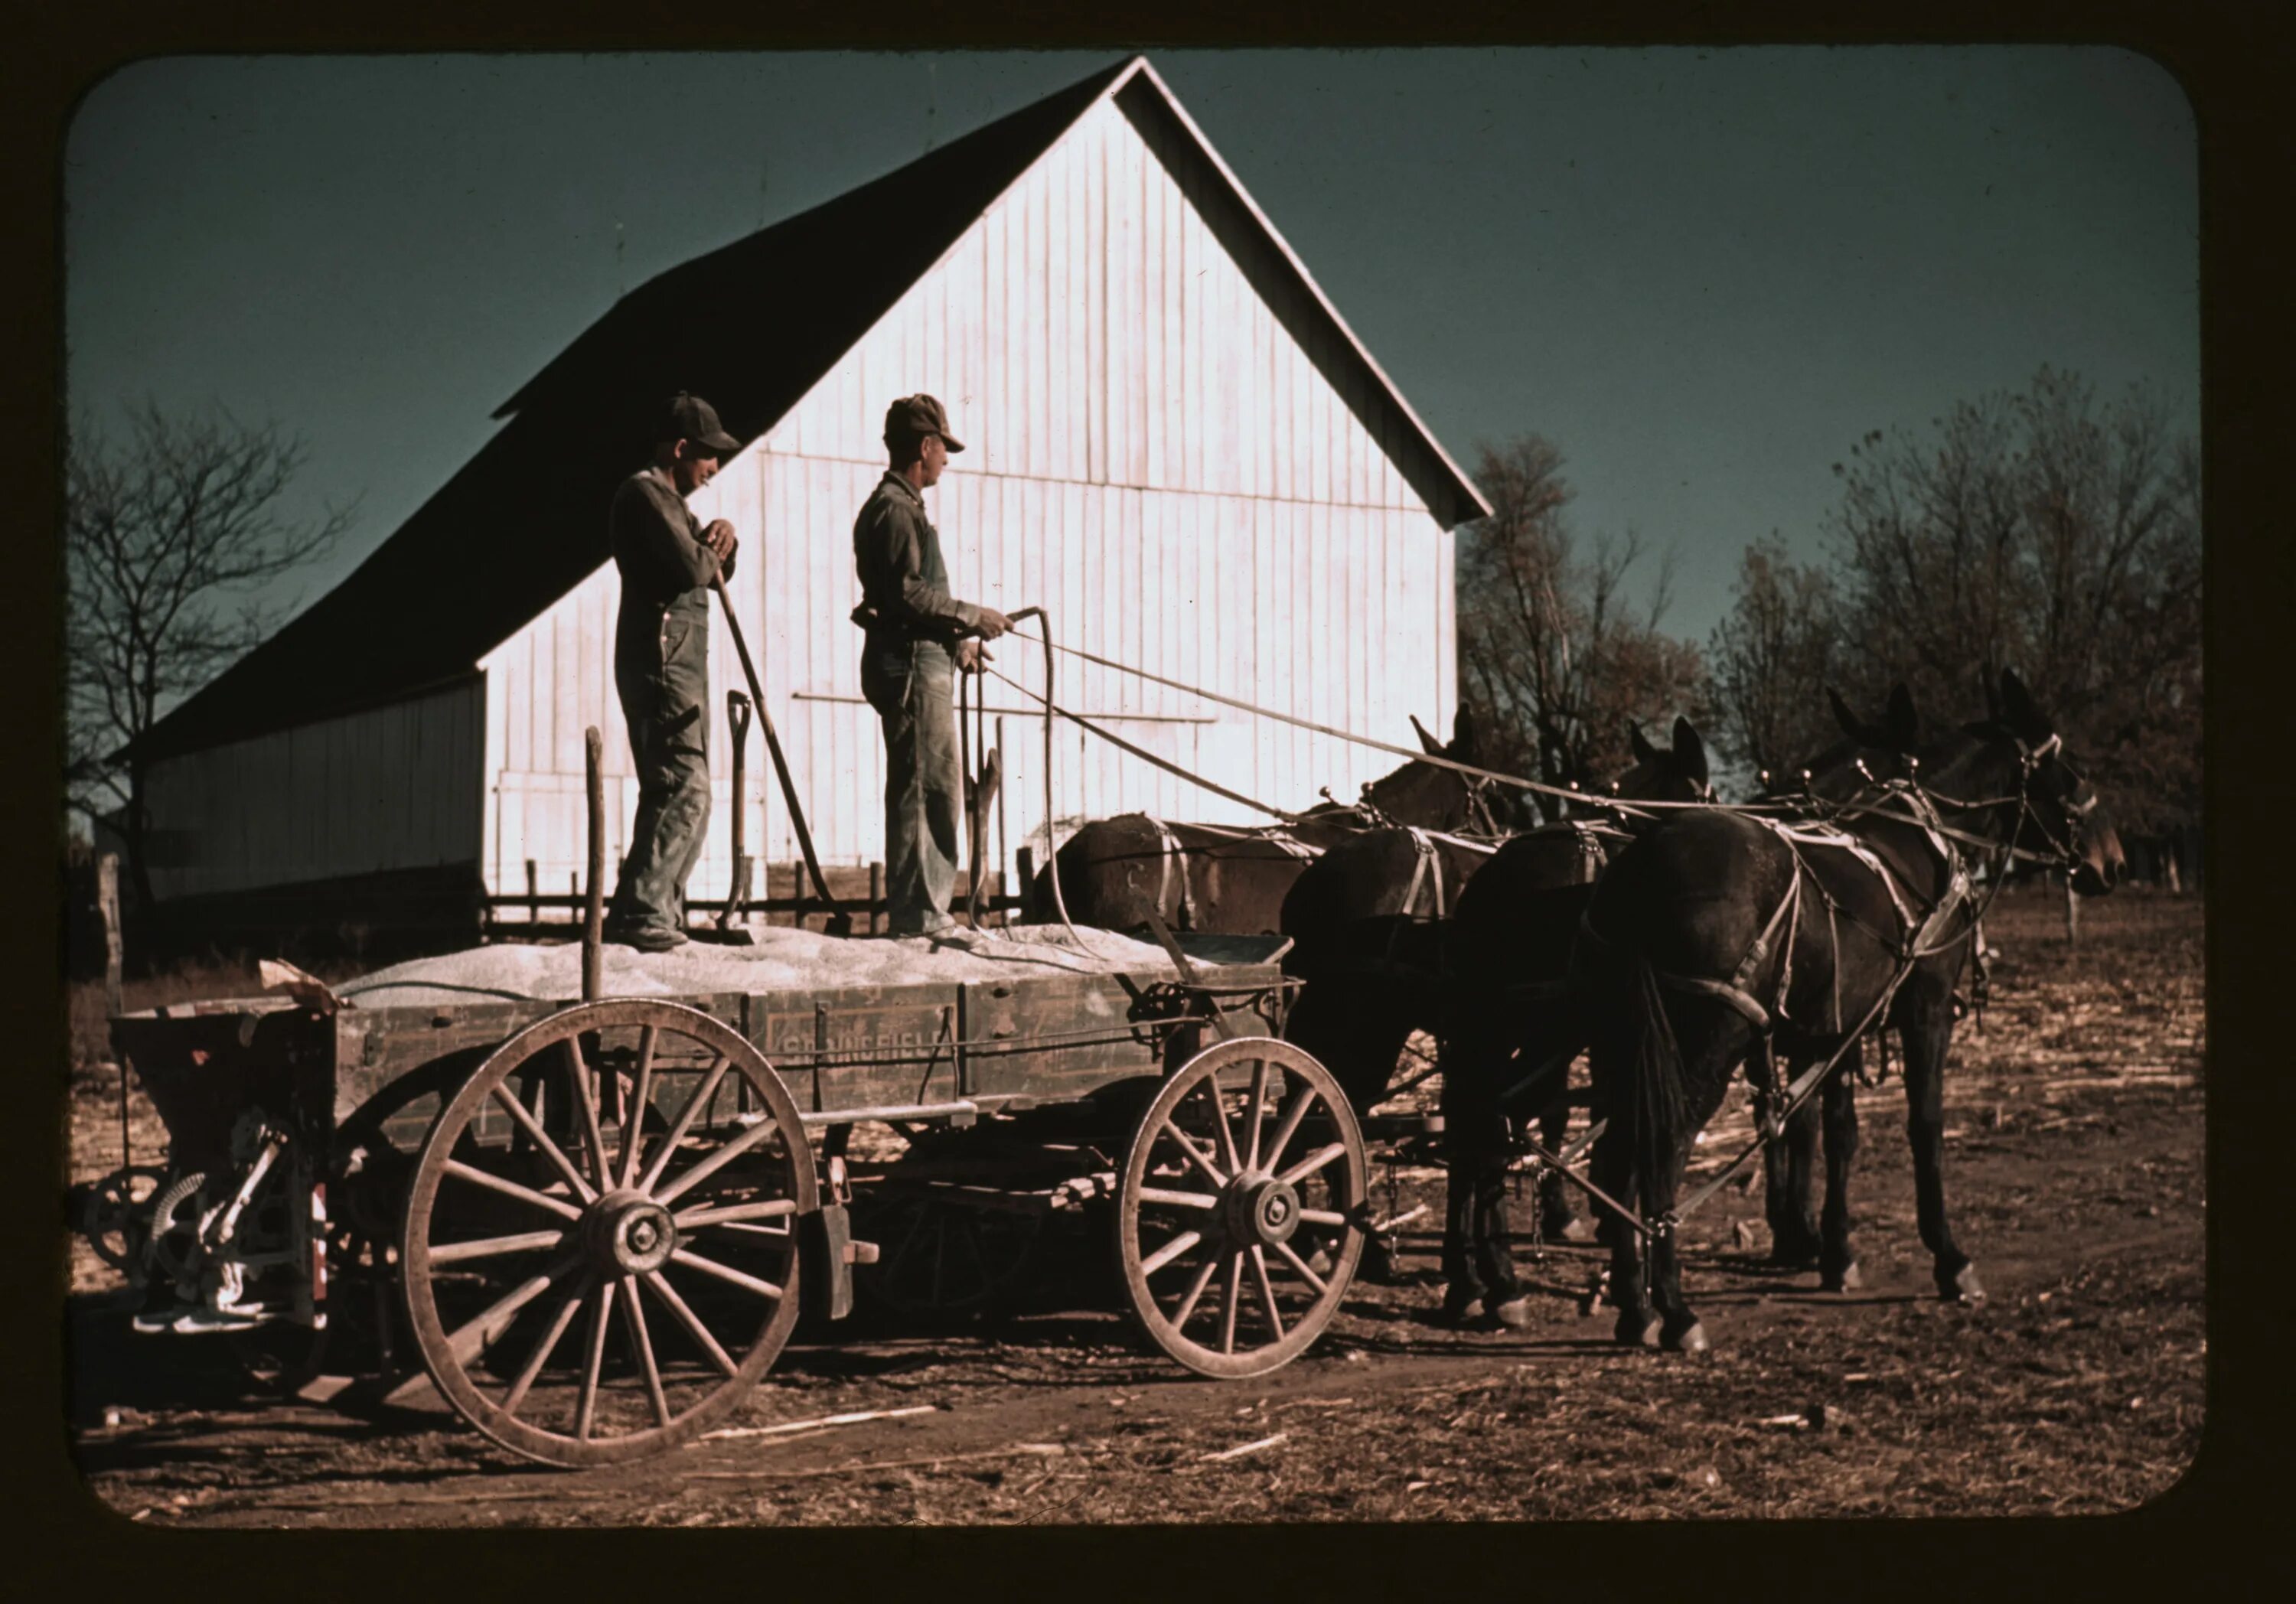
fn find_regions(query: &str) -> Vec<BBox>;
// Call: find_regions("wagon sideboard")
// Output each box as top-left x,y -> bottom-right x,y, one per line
112,945 -> 1296,1169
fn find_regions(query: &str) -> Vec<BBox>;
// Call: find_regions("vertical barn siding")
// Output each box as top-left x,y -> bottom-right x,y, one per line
145,678 -> 484,901
473,88 -> 1459,899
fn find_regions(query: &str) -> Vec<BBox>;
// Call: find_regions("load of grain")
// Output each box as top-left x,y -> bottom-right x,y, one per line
332,924 -> 1225,1009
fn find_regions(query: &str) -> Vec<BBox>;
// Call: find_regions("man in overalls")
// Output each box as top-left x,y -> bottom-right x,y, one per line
603,392 -> 742,951
851,395 -> 1010,937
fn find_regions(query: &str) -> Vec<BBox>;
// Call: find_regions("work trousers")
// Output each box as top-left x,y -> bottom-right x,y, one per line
862,636 -> 962,936
608,605 -> 713,934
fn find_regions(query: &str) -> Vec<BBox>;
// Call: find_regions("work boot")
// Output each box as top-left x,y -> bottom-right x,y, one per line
608,922 -> 687,954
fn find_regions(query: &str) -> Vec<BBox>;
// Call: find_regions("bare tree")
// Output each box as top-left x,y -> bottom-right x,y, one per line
1824,367 -> 2200,836
1455,436 -> 1708,822
1707,533 -> 1846,793
67,400 -> 357,901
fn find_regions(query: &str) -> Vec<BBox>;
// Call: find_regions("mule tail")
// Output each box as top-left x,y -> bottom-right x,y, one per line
1611,953 -> 1690,1220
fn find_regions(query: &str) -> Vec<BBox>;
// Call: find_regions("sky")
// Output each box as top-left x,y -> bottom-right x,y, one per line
64,48 -> 2198,652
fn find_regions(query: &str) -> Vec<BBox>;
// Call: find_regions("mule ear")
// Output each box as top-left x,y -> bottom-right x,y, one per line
1673,717 -> 1710,787
1828,686 -> 1862,740
1450,706 -> 1477,759
1999,669 -> 2050,742
1629,722 -> 1658,764
1407,713 -> 1443,755
1885,683 -> 1919,750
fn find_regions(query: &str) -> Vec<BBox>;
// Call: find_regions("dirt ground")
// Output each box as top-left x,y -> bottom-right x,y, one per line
62,884 -> 2205,1525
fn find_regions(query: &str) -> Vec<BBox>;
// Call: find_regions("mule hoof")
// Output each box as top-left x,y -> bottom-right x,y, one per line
1358,1237 -> 1400,1286
1663,1319 -> 1709,1355
1555,1215 -> 1600,1245
1943,1263 -> 1986,1304
1821,1261 -> 1862,1293
1490,1294 -> 1537,1330
1306,1246 -> 1335,1280
1615,1312 -> 1661,1348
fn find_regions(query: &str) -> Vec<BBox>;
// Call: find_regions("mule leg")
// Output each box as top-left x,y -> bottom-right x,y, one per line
1766,1079 -> 1824,1270
1583,1123 -> 1656,1346
1818,1044 -> 1863,1292
1437,1025 -> 1523,1323
1899,990 -> 1981,1302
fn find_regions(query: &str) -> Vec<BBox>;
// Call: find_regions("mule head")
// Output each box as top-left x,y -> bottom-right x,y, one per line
1609,717 -> 1713,804
1371,712 -> 1500,835
1790,684 -> 1923,801
1993,669 -> 2125,894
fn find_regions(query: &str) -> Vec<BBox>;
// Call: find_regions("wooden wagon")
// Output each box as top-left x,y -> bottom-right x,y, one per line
83,929 -> 1376,1468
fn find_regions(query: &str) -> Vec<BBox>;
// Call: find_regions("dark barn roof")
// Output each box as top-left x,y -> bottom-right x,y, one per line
136,57 -> 1487,764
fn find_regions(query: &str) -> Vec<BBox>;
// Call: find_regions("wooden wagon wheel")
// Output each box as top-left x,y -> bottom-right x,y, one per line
81,1164 -> 169,1282
1116,1037 -> 1368,1379
400,999 -> 815,1468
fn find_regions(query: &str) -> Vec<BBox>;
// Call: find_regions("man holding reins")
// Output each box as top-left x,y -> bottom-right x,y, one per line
602,392 -> 742,951
851,394 -> 1011,938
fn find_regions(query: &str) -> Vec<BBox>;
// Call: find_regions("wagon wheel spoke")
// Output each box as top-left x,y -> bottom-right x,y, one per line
667,1247 -> 784,1302
1249,1246 -> 1284,1338
1219,1250 -> 1244,1355
618,1025 -> 658,1190
440,1159 -> 585,1221
636,1053 -> 731,1195
1244,1058 -> 1270,1172
1264,1084 -> 1319,1171
1158,1118 -> 1228,1189
653,1115 -> 790,1208
1199,1074 -> 1242,1176
501,1277 -> 591,1422
1140,1229 -> 1204,1280
565,1037 -> 610,1192
574,1279 -> 616,1442
1272,1238 -> 1328,1296
486,1084 -> 599,1205
1277,1142 -> 1349,1188
639,1268 -> 739,1379
427,1227 -> 572,1265
618,1275 -> 672,1430
432,1253 -> 583,1371
1137,1185 -> 1218,1211
1170,1254 -> 1221,1332
673,1198 -> 798,1230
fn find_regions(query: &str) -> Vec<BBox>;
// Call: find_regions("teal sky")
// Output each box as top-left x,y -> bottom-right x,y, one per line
64,47 -> 2198,653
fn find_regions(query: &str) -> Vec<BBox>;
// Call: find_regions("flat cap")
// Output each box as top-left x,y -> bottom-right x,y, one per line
883,393 -> 964,453
664,392 -> 742,455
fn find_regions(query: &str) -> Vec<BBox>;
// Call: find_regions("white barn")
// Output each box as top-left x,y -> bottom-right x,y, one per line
130,57 -> 1490,949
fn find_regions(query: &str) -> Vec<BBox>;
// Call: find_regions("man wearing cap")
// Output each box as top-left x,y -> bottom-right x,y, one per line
852,394 -> 1011,937
602,392 -> 744,952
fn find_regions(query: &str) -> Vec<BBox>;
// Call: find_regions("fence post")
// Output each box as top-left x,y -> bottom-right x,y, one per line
526,858 -> 540,927
1016,844 -> 1035,925
869,861 -> 883,936
583,729 -> 605,1002
99,853 -> 128,1168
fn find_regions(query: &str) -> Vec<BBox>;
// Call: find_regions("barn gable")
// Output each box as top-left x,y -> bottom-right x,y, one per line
477,64 -> 1482,902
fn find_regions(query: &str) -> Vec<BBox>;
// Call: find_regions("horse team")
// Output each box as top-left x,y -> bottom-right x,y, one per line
1030,670 -> 2126,1348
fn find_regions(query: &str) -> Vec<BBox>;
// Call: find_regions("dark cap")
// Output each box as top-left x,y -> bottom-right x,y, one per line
664,392 -> 742,456
883,393 -> 965,453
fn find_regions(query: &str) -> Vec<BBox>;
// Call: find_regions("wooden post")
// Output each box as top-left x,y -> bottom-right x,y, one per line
583,728 -> 605,1002
996,714 -> 1009,925
869,861 -> 882,937
99,853 -> 127,1168
2063,872 -> 2080,944
526,858 -> 540,927
1017,844 -> 1036,925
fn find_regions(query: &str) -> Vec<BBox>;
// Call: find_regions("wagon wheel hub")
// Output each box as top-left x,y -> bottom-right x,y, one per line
1226,1174 -> 1303,1249
585,1189 -> 679,1276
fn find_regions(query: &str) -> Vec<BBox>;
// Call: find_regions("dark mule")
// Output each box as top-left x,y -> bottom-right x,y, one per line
1427,719 -> 1716,1323
1028,711 -> 1502,937
1577,670 -> 2124,1351
1277,717 -> 1712,1291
